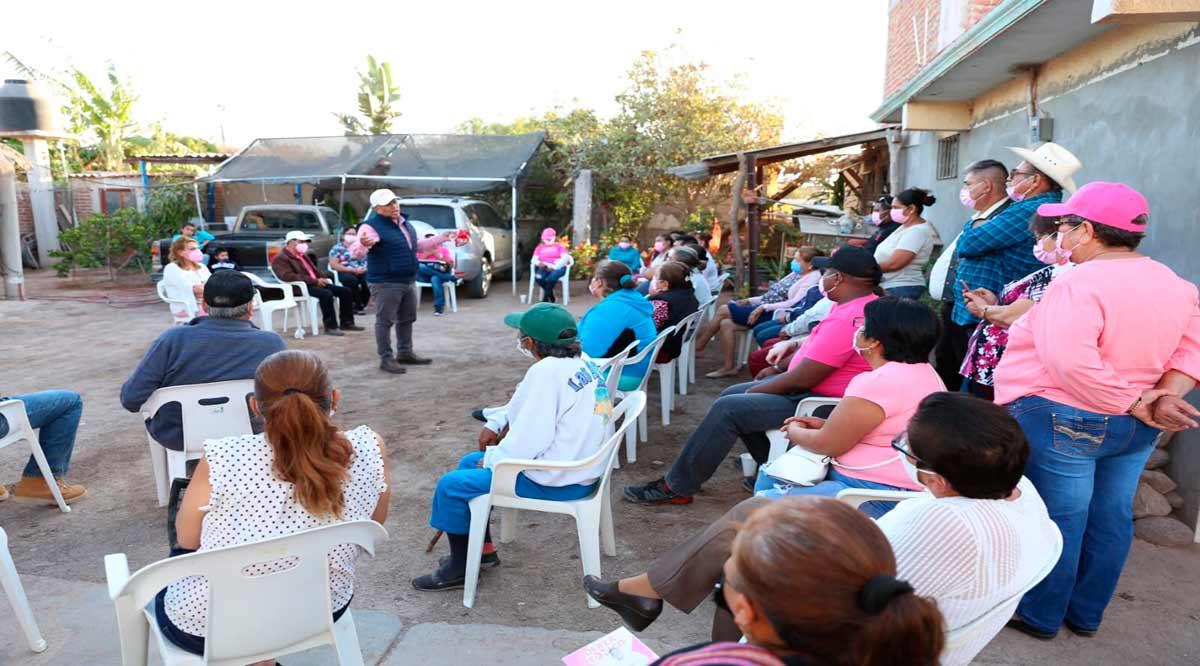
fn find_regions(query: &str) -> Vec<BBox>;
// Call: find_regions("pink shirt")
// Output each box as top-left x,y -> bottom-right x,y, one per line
994,256 -> 1200,414
349,216 -> 446,259
418,246 -> 453,263
787,294 -> 877,396
534,241 -> 569,265
836,362 -> 945,489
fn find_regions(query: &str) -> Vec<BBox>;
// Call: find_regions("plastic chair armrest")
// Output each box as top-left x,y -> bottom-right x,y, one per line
489,456 -> 598,496
104,553 -> 131,600
835,488 -> 927,508
795,397 -> 842,418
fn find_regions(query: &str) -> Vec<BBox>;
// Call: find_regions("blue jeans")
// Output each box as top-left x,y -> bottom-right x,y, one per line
885,285 -> 926,299
753,319 -> 785,346
753,466 -> 904,519
1008,395 -> 1161,633
0,390 -> 83,478
430,452 -> 598,534
536,266 -> 568,299
417,265 -> 454,310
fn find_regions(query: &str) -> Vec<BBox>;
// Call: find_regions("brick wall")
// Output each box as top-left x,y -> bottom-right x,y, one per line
883,0 -> 1003,97
16,190 -> 33,236
73,186 -> 95,219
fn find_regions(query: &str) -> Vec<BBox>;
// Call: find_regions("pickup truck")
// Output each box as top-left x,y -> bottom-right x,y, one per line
153,201 -> 509,298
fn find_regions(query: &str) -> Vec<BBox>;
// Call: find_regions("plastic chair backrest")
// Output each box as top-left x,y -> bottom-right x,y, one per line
620,326 -> 676,392
795,397 -> 841,419
110,520 -> 387,664
142,380 -> 256,453
489,391 -> 646,503
0,400 -> 34,451
242,271 -> 298,307
675,309 -> 705,345
590,340 -> 639,399
941,525 -> 1064,666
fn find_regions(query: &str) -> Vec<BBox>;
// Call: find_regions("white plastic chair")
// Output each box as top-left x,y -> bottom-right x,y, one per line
105,520 -> 388,666
1,527 -> 47,653
732,328 -> 755,370
241,272 -> 306,339
765,397 -> 842,463
938,525 -> 1063,666
672,308 -> 706,396
156,281 -> 197,325
0,399 -> 70,512
684,297 -> 717,387
140,380 -> 256,507
590,340 -> 639,405
462,392 -> 646,609
712,271 -> 732,296
414,277 -> 458,313
527,255 -> 574,305
614,327 -> 676,464
269,267 -> 321,337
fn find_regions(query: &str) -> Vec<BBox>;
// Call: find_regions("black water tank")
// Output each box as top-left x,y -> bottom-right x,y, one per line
0,79 -> 62,135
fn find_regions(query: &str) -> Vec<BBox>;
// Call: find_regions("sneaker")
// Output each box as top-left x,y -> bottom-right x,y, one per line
12,477 -> 86,505
623,478 -> 693,505
380,357 -> 407,374
434,310 -> 443,317
440,550 -> 501,569
412,563 -> 466,591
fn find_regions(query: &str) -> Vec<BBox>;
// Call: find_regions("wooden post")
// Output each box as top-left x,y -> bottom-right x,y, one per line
747,156 -> 760,294
728,153 -> 747,294
886,127 -> 903,196
572,169 -> 593,245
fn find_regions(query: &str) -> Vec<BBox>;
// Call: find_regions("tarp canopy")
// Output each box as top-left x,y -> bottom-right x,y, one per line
199,132 -> 546,194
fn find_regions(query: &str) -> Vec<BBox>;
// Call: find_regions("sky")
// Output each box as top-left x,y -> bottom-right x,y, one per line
3,0 -> 887,150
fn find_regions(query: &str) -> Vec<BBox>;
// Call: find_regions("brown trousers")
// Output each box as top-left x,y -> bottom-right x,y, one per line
646,497 -> 771,641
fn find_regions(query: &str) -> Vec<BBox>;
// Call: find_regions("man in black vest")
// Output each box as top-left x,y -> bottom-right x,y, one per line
353,189 -> 458,374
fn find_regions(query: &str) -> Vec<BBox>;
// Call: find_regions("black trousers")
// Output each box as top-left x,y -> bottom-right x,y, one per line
304,283 -> 355,328
933,300 -> 976,391
337,272 -> 371,308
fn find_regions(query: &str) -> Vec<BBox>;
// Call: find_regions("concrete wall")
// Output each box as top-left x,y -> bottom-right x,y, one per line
897,22 -> 1200,529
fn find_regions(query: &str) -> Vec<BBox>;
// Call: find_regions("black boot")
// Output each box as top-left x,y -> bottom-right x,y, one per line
413,533 -> 468,591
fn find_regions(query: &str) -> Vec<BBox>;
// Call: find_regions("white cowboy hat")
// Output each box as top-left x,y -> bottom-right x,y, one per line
1008,142 -> 1082,194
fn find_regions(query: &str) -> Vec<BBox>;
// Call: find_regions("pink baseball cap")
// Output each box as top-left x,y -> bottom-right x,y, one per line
541,227 -> 557,241
1036,181 -> 1149,233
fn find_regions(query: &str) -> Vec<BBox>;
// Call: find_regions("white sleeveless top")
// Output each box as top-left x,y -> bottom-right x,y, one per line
164,425 -> 386,636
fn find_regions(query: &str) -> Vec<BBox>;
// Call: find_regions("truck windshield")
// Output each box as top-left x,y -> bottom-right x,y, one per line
239,210 -> 322,232
399,205 -> 456,230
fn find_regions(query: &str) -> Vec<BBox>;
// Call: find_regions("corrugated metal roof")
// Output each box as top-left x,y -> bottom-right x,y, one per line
123,153 -> 232,164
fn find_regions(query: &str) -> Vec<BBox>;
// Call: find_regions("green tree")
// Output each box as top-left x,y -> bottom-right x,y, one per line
335,55 -> 401,135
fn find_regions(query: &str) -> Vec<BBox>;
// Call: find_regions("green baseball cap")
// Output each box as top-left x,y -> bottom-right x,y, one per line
503,302 -> 578,344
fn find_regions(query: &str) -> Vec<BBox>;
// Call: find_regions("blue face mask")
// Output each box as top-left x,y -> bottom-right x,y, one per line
790,259 -> 803,274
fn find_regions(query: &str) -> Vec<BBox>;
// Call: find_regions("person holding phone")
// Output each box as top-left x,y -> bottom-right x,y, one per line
416,233 -> 457,316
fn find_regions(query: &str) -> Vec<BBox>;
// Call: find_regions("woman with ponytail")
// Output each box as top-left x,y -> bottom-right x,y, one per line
873,188 -> 936,300
579,259 -> 658,390
160,350 -> 391,660
651,497 -> 944,666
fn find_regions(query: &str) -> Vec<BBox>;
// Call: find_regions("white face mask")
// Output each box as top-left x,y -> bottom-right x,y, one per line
516,338 -> 535,359
817,272 -> 838,298
852,326 -> 879,357
900,454 -> 927,488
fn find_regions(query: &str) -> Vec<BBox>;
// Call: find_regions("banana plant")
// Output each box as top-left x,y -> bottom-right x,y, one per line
334,55 -> 401,135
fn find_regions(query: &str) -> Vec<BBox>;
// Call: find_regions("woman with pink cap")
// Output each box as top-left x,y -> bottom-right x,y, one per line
533,227 -> 571,303
994,182 -> 1200,641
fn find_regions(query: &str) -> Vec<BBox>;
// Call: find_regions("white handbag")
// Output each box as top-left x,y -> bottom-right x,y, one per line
761,448 -> 903,487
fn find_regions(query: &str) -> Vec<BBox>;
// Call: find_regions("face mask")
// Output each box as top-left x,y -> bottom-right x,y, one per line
817,273 -> 837,298
1006,176 -> 1033,202
343,235 -> 356,244
889,208 -> 907,223
959,185 -> 977,209
618,242 -> 631,250
869,211 -> 882,225
1055,228 -> 1083,262
648,278 -> 661,295
852,326 -> 879,357
295,242 -> 309,254
516,338 -> 534,359
1032,239 -> 1060,265
790,259 -> 803,274
542,237 -> 555,244
185,249 -> 204,263
900,454 -> 928,488
654,241 -> 666,252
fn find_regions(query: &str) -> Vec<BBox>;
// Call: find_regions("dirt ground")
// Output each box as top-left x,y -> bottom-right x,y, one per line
2,269 -> 1200,665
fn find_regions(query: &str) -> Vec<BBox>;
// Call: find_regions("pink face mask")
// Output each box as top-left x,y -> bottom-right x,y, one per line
295,242 -> 310,254
185,249 -> 204,263
654,241 -> 666,252
869,211 -> 882,225
1032,239 -> 1060,265
959,186 -> 977,209
889,208 -> 908,223
1006,176 -> 1032,202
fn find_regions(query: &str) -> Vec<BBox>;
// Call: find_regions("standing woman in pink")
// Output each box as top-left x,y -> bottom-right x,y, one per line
994,182 -> 1200,641
532,227 -> 571,303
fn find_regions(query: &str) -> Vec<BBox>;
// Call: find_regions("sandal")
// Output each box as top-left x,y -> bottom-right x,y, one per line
705,368 -> 740,379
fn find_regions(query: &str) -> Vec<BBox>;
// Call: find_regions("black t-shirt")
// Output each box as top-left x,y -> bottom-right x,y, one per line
863,221 -> 901,254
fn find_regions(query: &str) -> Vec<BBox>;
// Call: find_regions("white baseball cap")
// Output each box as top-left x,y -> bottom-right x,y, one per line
369,188 -> 399,207
285,230 -> 314,243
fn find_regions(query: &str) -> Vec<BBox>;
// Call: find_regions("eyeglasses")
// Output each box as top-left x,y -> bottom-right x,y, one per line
890,431 -> 933,469
851,316 -> 866,329
1007,169 -> 1037,182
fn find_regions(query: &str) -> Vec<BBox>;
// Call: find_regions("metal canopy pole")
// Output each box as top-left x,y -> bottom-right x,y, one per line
338,176 -> 347,224
510,184 -> 518,294
192,183 -> 203,220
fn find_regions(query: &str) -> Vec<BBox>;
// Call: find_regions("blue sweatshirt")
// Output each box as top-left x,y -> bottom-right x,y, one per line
607,245 -> 644,272
579,288 -> 658,383
120,316 -> 286,451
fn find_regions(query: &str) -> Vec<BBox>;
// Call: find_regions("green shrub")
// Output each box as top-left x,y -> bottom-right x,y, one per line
51,185 -> 193,278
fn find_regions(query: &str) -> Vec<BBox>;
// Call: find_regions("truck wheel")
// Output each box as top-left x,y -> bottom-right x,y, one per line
467,256 -> 492,298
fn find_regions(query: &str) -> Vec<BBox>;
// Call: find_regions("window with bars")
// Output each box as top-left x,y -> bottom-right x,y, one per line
936,135 -> 959,180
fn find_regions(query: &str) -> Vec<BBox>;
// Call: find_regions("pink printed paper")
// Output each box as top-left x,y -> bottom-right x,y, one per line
563,627 -> 658,666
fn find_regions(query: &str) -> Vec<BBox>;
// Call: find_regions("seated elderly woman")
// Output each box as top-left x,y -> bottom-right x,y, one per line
750,297 -> 945,517
696,247 -> 824,378
647,497 -> 944,666
413,303 -> 612,591
164,350 -> 391,662
588,392 -> 1059,666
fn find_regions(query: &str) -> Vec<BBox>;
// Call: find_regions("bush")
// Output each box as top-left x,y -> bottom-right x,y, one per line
568,241 -> 600,280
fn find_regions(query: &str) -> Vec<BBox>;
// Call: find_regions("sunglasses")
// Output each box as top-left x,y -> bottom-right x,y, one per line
890,431 -> 933,469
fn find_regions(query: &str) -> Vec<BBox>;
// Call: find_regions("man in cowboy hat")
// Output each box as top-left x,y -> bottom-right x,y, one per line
940,142 -> 1082,393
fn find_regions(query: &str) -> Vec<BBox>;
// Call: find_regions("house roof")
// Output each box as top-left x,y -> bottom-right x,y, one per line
668,127 -> 894,180
870,0 -> 1110,123
123,153 -> 232,165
